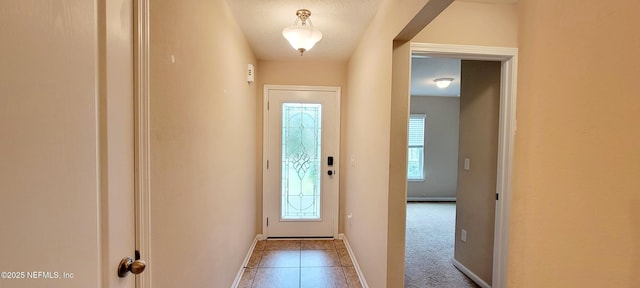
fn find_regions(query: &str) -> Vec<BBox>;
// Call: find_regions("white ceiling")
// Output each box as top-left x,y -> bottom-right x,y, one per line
225,0 -> 383,61
225,0 -> 516,62
411,57 -> 461,97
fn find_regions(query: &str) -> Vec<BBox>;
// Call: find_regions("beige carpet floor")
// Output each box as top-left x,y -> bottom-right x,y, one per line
405,202 -> 480,288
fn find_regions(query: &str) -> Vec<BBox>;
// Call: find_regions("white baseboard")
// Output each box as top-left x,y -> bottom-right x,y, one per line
452,258 -> 491,288
231,234 -> 263,288
407,197 -> 456,202
339,233 -> 369,288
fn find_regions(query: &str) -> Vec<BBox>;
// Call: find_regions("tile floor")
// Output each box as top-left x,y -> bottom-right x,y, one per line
238,239 -> 363,288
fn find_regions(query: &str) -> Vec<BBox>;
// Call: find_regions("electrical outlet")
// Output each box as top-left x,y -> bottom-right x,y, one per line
347,213 -> 353,226
461,229 -> 467,243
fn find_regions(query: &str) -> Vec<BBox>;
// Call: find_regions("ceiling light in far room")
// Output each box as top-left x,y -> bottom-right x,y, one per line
282,9 -> 323,56
434,78 -> 454,88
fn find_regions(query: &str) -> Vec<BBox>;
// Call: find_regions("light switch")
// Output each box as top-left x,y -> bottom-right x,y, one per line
464,158 -> 470,171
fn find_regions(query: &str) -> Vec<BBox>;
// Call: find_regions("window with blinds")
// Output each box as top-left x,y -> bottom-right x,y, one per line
408,114 -> 425,180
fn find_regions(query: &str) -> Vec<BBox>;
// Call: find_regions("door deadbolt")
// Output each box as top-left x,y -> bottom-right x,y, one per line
117,256 -> 146,277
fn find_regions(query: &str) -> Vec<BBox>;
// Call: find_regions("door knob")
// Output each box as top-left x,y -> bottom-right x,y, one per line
117,256 -> 146,277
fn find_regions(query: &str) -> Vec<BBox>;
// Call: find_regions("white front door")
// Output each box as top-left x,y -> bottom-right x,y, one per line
263,86 -> 340,238
0,1 -> 138,287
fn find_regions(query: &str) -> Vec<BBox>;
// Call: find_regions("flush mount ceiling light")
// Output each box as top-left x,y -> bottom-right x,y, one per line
282,9 -> 323,56
434,78 -> 454,88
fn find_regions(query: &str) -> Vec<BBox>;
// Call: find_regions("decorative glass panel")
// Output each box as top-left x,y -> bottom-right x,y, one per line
281,103 -> 322,220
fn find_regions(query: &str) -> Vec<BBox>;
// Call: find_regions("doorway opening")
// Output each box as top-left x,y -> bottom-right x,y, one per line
405,55 -> 503,288
398,42 -> 518,288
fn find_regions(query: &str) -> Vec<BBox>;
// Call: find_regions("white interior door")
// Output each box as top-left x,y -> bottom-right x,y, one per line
0,1 -> 138,287
105,0 -> 139,287
264,86 -> 340,238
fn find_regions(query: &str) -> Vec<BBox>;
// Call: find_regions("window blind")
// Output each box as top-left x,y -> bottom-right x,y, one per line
408,115 -> 425,146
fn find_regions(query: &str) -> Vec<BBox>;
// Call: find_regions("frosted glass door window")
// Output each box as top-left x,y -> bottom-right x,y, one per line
281,103 -> 322,220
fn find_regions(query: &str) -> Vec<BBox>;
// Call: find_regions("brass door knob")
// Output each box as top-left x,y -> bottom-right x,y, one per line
118,256 -> 147,277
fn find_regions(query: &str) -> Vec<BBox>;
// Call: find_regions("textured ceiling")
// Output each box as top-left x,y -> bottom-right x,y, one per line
225,0 -> 383,61
225,0 -> 516,62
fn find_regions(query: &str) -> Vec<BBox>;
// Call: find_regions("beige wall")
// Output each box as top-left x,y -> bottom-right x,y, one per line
257,61 -> 347,87
510,0 -> 640,287
408,96 -> 460,199
344,1 -> 454,287
455,60 -> 501,285
413,1 -> 518,47
149,0 -> 258,287
388,40 -> 413,287
256,60 -> 348,232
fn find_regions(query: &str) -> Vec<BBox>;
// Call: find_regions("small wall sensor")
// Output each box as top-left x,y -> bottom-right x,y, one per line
247,64 -> 255,84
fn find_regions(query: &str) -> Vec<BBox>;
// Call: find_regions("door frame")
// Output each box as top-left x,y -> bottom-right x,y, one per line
409,42 -> 518,288
134,0 -> 151,287
262,85 -> 341,238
